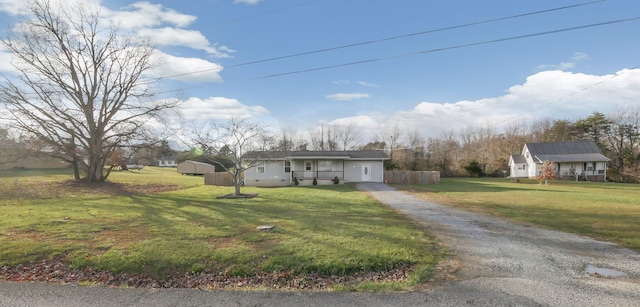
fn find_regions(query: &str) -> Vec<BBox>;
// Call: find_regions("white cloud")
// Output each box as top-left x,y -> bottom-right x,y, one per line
571,52 -> 590,61
180,96 -> 270,121
153,51 -> 224,83
233,0 -> 263,5
0,44 -> 15,73
108,1 -> 197,28
0,0 -> 28,15
332,80 -> 350,85
138,27 -> 234,58
357,81 -> 380,88
326,92 -> 370,101
537,52 -> 590,71
321,68 -> 640,141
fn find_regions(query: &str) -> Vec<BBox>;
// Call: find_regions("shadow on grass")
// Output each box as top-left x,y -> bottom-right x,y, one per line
396,178 -> 574,194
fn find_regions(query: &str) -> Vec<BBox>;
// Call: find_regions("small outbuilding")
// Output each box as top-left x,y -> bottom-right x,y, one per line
177,160 -> 216,175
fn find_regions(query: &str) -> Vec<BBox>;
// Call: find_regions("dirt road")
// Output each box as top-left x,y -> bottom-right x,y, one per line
1,183 -> 639,306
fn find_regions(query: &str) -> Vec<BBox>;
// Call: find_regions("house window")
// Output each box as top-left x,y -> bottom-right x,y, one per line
305,161 -> 312,171
284,161 -> 291,173
257,162 -> 265,173
318,160 -> 333,171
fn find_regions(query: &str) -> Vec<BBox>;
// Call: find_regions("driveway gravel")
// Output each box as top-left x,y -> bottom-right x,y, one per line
357,182 -> 640,306
1,183 -> 639,306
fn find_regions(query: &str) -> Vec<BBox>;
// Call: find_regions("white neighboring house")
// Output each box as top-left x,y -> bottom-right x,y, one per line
158,156 -> 177,167
243,150 -> 389,187
509,140 -> 610,182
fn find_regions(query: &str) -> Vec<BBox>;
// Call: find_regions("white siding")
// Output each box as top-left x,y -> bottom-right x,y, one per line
344,161 -> 384,183
244,160 -> 291,187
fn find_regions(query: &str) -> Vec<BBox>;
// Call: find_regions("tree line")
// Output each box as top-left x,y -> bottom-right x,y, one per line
2,1 -> 638,184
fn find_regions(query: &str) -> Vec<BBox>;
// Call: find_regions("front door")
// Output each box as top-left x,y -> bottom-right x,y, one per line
362,163 -> 372,182
304,161 -> 313,178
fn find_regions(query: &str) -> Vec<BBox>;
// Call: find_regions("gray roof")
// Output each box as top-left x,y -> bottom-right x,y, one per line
246,150 -> 389,160
510,154 -> 527,164
180,160 -> 215,166
526,140 -> 610,163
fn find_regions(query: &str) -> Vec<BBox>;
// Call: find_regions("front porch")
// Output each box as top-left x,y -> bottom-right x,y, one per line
292,170 -> 343,185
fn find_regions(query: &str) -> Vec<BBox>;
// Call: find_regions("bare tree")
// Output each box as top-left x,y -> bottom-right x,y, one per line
605,106 -> 640,182
379,123 -> 403,153
190,117 -> 270,197
0,0 -> 176,182
334,123 -> 362,150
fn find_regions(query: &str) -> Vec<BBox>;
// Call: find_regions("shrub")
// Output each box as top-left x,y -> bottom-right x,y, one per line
464,160 -> 484,177
333,176 -> 340,184
293,177 -> 299,186
313,177 -> 318,185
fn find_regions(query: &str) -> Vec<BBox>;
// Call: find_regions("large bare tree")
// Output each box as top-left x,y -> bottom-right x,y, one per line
0,0 -> 176,182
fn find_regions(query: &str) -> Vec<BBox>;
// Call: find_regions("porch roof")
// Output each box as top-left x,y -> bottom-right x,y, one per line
532,153 -> 611,163
246,150 -> 389,161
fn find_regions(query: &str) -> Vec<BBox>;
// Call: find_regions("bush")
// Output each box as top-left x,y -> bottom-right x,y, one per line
333,176 -> 340,184
293,177 -> 299,186
464,161 -> 484,177
313,177 -> 318,185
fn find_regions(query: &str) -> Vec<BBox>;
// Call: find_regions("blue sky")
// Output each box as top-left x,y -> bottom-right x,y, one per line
2,0 -> 640,145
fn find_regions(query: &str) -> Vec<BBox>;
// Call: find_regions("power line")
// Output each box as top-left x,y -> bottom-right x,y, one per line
154,16 -> 640,95
247,17 -> 640,81
158,0 -> 606,81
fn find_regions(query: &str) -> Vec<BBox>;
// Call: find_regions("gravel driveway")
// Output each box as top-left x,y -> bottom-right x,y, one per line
1,183 -> 639,306
357,182 -> 640,306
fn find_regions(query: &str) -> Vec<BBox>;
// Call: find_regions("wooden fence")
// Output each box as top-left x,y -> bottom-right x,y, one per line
204,172 -> 235,186
384,171 -> 440,184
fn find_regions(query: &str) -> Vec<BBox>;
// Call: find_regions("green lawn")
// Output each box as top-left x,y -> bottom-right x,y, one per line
0,167 -> 441,290
397,178 -> 640,252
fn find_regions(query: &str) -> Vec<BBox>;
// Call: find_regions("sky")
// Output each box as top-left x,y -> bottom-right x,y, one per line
1,0 -> 640,146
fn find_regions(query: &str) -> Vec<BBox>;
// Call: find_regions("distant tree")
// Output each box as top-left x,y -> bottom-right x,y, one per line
574,112 -> 611,148
360,141 -> 386,151
464,160 -> 484,177
605,107 -> 640,182
334,123 -> 362,150
537,160 -> 557,185
0,0 -> 177,182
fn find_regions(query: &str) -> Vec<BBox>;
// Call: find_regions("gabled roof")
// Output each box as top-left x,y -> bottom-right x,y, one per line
525,140 -> 610,163
180,160 -> 215,166
246,150 -> 389,160
510,154 -> 527,164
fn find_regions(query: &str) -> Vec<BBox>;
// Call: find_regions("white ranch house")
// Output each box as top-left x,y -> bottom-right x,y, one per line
243,150 -> 389,187
508,140 -> 610,182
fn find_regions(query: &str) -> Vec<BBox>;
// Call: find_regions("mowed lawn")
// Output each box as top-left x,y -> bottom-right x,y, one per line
0,167 -> 441,290
397,178 -> 640,252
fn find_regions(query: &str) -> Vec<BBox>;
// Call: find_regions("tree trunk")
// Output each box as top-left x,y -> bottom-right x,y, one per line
71,159 -> 80,180
86,145 -> 104,183
234,169 -> 241,196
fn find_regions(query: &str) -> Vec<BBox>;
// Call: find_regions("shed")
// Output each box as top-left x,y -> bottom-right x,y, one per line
177,160 -> 216,175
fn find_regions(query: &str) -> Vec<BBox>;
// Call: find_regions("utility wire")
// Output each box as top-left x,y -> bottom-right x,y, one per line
154,16 -> 640,95
247,17 -> 640,81
159,0 -> 606,81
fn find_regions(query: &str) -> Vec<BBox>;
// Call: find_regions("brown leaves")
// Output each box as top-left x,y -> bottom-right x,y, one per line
0,257 -> 412,290
0,180 -> 180,199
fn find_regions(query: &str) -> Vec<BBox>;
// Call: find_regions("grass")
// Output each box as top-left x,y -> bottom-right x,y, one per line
0,167 -> 441,290
396,177 -> 640,252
